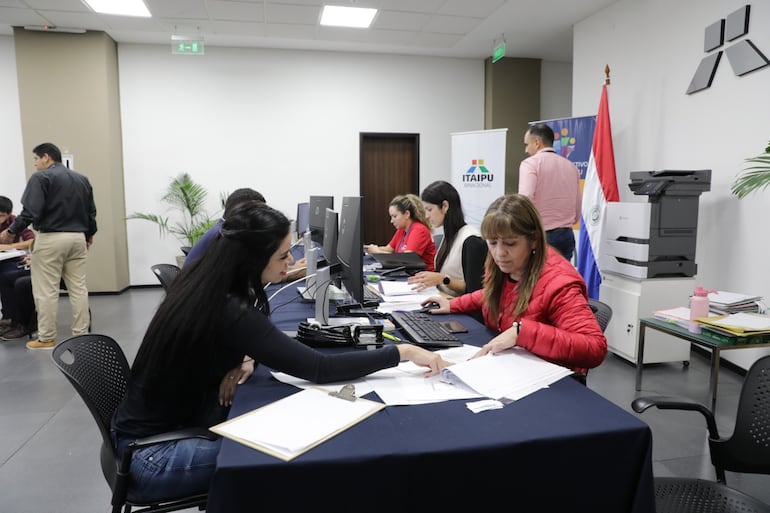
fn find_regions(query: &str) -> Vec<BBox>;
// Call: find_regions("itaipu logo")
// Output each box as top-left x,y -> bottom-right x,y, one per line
462,159 -> 494,183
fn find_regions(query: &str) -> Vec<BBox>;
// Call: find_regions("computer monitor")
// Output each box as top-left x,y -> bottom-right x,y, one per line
337,196 -> 364,305
295,202 -> 309,238
308,195 -> 334,245
322,207 -> 339,265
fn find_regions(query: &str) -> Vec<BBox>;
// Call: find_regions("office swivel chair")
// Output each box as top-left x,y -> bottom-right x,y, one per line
588,298 -> 613,333
573,299 -> 613,385
461,235 -> 488,294
51,334 -> 216,513
632,354 -> 770,513
150,263 -> 181,291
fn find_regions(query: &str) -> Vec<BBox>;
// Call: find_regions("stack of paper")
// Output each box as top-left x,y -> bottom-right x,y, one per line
439,347 -> 573,401
0,249 -> 26,262
696,312 -> 770,337
707,290 -> 765,315
654,306 -> 718,329
375,281 -> 440,313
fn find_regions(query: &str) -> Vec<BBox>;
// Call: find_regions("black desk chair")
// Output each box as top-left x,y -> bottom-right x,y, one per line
461,235 -> 488,294
51,334 -> 216,513
572,299 -> 613,385
588,298 -> 613,333
632,354 -> 770,513
150,263 -> 181,291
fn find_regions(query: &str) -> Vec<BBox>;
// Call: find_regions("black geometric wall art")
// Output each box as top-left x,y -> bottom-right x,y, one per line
725,39 -> 770,76
687,52 -> 723,94
724,5 -> 750,41
704,19 -> 724,52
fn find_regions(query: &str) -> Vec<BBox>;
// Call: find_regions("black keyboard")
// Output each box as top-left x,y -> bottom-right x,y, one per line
389,311 -> 462,348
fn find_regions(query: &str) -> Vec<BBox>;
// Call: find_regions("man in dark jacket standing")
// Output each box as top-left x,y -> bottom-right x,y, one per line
0,142 -> 97,349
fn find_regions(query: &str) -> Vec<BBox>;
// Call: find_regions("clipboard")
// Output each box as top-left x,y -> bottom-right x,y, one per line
210,386 -> 385,461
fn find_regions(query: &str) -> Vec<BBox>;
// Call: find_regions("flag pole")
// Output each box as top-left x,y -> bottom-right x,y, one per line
605,64 -> 610,85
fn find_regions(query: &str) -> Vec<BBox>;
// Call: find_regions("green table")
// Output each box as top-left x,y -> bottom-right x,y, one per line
636,317 -> 770,410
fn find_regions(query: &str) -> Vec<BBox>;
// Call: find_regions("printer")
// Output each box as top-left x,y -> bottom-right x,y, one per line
601,169 -> 711,279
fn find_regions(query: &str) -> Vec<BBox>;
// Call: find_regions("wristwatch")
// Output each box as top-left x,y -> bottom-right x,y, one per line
442,275 -> 451,285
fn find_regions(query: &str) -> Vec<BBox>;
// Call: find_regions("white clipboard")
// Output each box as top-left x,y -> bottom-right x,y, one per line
211,386 -> 385,461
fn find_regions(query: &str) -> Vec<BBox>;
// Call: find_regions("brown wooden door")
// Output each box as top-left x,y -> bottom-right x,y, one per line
359,133 -> 419,245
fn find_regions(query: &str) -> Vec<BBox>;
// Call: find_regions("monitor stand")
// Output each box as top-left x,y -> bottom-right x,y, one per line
314,266 -> 332,325
304,243 -> 318,300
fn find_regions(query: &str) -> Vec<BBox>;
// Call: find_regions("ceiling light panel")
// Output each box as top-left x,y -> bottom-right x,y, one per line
320,6 -> 377,28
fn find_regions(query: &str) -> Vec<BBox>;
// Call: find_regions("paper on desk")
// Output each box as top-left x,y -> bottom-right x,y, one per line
439,347 -> 573,401
374,283 -> 441,313
365,365 -> 482,405
654,307 -> 719,329
363,345 -> 484,405
379,281 -> 433,296
378,281 -> 439,301
708,291 -> 763,307
211,387 -> 384,461
698,312 -> 770,333
0,249 -> 26,262
270,372 -> 374,397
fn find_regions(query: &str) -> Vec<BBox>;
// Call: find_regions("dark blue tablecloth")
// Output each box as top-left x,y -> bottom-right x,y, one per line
207,279 -> 655,513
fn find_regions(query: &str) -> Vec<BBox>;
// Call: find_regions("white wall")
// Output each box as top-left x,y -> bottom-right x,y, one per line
541,61 -> 573,121
119,45 -> 484,284
574,0 -> 770,368
0,36 -> 28,207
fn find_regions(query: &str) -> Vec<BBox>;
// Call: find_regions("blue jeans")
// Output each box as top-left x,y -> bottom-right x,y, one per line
546,227 -> 575,263
114,434 -> 222,503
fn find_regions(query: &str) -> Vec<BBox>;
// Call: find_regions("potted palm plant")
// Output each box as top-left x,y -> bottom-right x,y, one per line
731,140 -> 770,198
128,172 -> 219,266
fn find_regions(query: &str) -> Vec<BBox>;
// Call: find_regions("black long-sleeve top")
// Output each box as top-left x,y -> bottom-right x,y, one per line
8,163 -> 97,239
112,299 -> 401,438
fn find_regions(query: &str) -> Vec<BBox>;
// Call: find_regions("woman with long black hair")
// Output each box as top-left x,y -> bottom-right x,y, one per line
111,200 -> 449,503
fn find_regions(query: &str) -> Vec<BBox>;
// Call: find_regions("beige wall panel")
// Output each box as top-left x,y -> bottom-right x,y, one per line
484,57 -> 541,194
13,28 -> 128,293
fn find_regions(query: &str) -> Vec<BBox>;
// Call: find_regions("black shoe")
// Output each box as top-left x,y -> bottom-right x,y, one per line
1,325 -> 33,341
0,323 -> 16,336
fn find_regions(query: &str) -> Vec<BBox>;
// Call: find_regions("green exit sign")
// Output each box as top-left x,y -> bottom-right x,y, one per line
172,39 -> 205,55
492,40 -> 506,63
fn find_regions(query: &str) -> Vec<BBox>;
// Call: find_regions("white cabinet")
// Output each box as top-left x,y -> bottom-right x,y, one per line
599,272 -> 693,365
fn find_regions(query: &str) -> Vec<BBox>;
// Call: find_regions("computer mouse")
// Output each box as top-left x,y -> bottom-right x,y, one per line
417,302 -> 441,313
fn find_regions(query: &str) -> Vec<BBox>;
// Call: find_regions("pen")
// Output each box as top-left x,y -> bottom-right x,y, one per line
382,332 -> 401,342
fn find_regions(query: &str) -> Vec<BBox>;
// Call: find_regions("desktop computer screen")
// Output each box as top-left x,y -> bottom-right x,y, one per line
295,202 -> 309,238
322,207 -> 339,265
337,196 -> 364,306
308,195 -> 334,245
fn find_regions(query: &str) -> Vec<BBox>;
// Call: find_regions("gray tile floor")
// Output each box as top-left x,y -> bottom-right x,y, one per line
1,287 -> 769,512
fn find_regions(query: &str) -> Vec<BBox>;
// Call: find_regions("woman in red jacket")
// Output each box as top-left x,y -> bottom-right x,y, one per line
364,193 -> 436,271
423,194 -> 606,376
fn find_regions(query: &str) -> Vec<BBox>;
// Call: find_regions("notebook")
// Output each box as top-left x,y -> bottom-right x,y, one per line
370,252 -> 427,270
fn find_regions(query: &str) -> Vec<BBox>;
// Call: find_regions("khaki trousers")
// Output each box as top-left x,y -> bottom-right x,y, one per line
30,232 -> 90,342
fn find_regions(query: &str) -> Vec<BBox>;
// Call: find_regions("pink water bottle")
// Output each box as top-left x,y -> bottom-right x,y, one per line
689,286 -> 710,334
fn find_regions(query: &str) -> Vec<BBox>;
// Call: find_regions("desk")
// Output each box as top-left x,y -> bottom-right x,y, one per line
207,281 -> 655,513
635,317 -> 770,410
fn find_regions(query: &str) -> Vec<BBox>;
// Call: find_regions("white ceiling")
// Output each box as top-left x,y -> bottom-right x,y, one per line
0,0 -> 617,62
